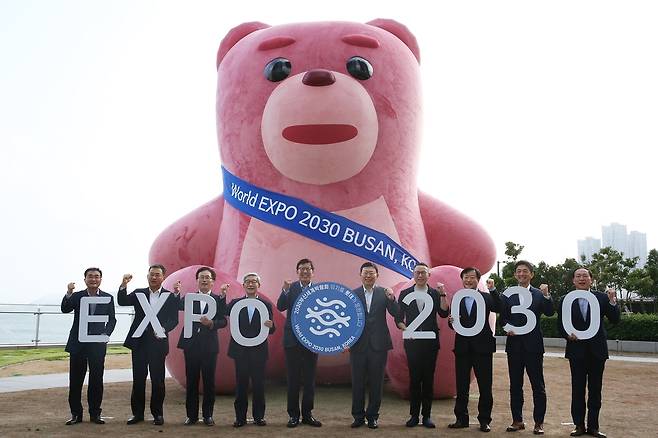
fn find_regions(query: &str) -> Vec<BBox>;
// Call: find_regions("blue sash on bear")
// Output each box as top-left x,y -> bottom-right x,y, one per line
222,166 -> 419,279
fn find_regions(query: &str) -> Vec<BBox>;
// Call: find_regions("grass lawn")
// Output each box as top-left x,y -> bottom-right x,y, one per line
0,345 -> 130,368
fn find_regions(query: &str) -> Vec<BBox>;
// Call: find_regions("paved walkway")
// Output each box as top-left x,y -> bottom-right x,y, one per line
0,368 -> 171,393
1,351 -> 656,394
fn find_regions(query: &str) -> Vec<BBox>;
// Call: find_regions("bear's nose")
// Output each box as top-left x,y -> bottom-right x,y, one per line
302,70 -> 336,87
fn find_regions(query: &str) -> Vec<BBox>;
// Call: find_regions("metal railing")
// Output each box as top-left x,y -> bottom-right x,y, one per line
0,303 -> 134,348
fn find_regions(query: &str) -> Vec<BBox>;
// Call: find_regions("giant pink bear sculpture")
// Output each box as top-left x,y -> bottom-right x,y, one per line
151,19 -> 495,397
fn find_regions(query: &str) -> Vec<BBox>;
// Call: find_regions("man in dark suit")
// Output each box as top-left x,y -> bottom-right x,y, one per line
495,260 -> 554,435
175,267 -> 227,426
277,258 -> 322,428
395,262 -> 449,428
350,261 -> 400,429
558,267 -> 620,438
227,272 -> 276,428
117,264 -> 179,426
448,267 -> 502,433
62,267 -> 117,425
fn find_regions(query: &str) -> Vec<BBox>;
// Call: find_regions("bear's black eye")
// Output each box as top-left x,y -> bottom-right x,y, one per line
346,56 -> 373,80
264,58 -> 292,82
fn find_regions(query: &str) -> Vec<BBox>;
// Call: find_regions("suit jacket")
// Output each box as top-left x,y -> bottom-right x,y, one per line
498,286 -> 555,354
62,289 -> 117,354
452,289 -> 502,355
176,292 -> 227,353
117,287 -> 179,352
277,281 -> 312,349
350,285 -> 400,354
227,296 -> 276,360
395,285 -> 449,350
557,290 -> 620,360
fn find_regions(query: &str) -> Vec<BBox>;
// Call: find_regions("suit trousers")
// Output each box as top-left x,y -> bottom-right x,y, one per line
405,344 -> 438,418
285,345 -> 318,419
569,355 -> 606,430
130,337 -> 167,417
68,344 -> 106,417
454,352 -> 493,425
508,352 -> 547,423
233,352 -> 266,422
350,348 -> 388,421
184,349 -> 217,419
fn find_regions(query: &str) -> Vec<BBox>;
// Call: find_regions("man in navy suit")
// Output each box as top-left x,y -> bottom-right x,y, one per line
448,267 -> 501,433
227,272 -> 275,427
118,264 -> 179,426
558,268 -> 620,438
395,262 -> 449,428
62,267 -> 117,425
495,260 -> 554,435
175,267 -> 227,426
277,258 -> 322,427
349,262 -> 399,429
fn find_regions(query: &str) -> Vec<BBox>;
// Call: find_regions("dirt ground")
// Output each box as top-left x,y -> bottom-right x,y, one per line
0,353 -> 654,437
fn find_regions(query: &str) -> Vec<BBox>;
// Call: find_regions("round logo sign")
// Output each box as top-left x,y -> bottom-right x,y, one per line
291,282 -> 366,355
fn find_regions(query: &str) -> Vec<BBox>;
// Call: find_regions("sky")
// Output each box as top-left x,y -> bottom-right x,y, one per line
1,1 -> 656,304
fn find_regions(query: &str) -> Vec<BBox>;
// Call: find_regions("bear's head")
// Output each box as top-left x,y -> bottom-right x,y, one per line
217,20 -> 422,210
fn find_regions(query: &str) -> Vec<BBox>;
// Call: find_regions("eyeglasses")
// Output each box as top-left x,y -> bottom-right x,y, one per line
198,275 -> 214,280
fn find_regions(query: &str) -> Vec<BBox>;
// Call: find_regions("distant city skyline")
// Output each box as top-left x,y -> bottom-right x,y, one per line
578,222 -> 648,267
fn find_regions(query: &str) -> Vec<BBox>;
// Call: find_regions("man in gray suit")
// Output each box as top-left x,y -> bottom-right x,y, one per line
349,262 -> 399,429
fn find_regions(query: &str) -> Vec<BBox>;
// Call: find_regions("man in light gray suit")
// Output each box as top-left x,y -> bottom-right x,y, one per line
349,262 -> 399,429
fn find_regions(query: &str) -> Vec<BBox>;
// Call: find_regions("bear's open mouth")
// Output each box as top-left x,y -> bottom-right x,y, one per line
282,124 -> 358,145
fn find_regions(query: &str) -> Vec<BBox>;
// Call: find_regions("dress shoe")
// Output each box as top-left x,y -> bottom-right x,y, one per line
422,417 -> 436,428
302,416 -> 322,427
65,415 -> 82,425
203,417 -> 215,426
287,417 -> 300,428
570,425 -> 586,436
406,416 -> 419,427
586,429 -> 606,438
126,415 -> 144,425
506,421 -> 526,432
351,418 -> 365,428
367,418 -> 379,429
233,419 -> 246,427
448,421 -> 469,428
480,423 -> 491,432
90,416 -> 105,425
152,415 -> 164,426
254,418 -> 267,426
184,417 -> 198,425
533,423 -> 545,435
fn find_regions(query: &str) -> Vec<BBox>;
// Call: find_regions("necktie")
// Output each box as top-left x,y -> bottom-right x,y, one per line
579,298 -> 588,319
248,305 -> 255,322
465,296 -> 474,316
417,298 -> 424,313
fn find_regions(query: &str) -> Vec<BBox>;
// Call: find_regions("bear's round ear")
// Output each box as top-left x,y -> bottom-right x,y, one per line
217,21 -> 271,68
366,19 -> 420,64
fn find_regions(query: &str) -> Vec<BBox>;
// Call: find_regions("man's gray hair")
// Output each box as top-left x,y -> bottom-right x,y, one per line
242,272 -> 261,283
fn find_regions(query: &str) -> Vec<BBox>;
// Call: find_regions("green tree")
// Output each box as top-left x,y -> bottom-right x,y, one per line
642,249 -> 658,312
586,247 -> 638,303
533,258 -> 581,300
626,268 -> 654,313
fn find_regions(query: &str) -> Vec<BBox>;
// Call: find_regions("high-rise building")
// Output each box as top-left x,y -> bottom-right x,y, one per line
579,223 -> 648,267
628,231 -> 648,267
577,237 -> 601,262
602,222 -> 628,255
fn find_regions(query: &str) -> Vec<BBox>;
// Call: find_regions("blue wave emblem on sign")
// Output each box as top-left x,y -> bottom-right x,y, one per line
291,282 -> 365,355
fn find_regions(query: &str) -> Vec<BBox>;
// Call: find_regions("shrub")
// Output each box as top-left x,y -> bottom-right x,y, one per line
495,313 -> 658,341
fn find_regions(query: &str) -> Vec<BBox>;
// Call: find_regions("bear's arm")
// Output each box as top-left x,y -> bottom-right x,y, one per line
149,196 -> 224,274
418,191 -> 495,273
